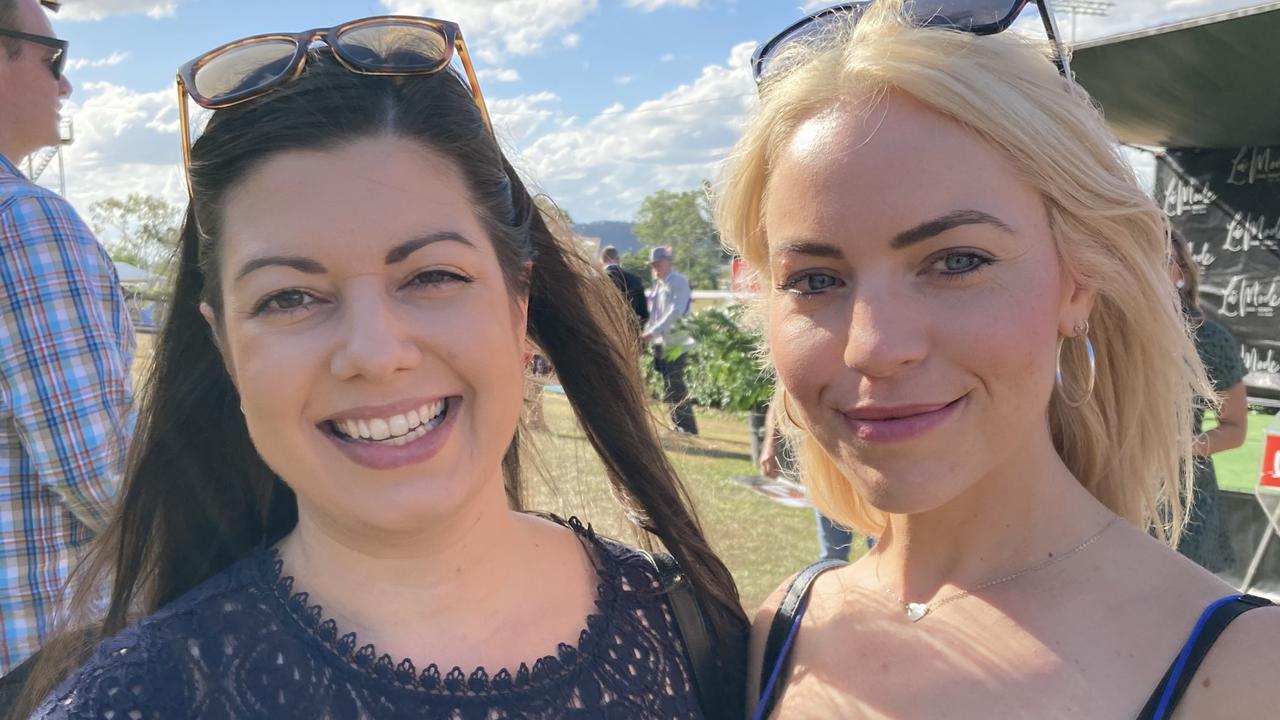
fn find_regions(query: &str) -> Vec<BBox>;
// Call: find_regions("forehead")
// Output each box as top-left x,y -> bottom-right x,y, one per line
765,94 -> 1038,237
15,0 -> 55,36
219,135 -> 487,262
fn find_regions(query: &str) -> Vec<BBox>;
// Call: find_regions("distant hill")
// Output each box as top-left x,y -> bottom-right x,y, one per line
572,221 -> 640,254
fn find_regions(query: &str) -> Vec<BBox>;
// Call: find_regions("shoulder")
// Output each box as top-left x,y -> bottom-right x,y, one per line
1,185 -> 97,255
34,551 -> 277,717
1173,602 -> 1280,718
1195,317 -> 1239,346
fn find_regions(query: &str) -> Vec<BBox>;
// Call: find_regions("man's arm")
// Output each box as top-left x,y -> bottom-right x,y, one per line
0,193 -> 135,533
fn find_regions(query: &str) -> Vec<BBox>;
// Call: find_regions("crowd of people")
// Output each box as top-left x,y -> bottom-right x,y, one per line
1,0 -> 1277,718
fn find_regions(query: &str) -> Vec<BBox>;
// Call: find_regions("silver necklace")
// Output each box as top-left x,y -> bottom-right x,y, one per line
874,517 -> 1121,623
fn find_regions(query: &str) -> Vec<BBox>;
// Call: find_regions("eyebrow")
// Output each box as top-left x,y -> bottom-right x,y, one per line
773,210 -> 1013,260
234,231 -> 477,282
891,210 -> 1013,249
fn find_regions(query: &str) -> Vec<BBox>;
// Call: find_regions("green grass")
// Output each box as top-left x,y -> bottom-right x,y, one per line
1210,410 -> 1276,493
523,393 -> 859,610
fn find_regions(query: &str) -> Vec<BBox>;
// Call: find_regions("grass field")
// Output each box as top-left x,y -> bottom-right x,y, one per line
1209,410 -> 1275,493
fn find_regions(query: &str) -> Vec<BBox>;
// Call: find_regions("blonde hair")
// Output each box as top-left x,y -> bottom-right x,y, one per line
716,1 -> 1210,542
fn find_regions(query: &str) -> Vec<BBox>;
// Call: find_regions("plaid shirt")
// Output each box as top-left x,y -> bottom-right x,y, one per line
0,153 -> 134,673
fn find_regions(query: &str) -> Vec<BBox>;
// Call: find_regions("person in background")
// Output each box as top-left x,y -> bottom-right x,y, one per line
0,0 -> 134,675
1170,229 -> 1247,573
15,17 -> 745,718
601,245 -> 649,332
758,401 -> 868,562
642,246 -> 698,435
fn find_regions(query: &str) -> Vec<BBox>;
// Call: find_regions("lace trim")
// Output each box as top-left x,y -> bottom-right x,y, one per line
259,516 -> 617,695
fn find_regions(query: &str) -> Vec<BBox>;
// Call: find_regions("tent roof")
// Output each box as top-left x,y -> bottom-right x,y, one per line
113,261 -> 156,284
1072,2 -> 1280,148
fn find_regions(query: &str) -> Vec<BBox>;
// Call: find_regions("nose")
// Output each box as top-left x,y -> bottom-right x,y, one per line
841,283 -> 928,379
328,286 -> 422,383
58,73 -> 72,99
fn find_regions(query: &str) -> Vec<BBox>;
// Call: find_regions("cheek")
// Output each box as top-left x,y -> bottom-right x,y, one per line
946,268 -> 1062,400
768,300 -> 845,399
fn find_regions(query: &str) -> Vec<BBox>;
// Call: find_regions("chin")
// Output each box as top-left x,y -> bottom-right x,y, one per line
844,461 -> 973,517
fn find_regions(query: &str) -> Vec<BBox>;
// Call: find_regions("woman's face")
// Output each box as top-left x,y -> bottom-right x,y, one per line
764,94 -> 1093,515
206,135 -> 528,537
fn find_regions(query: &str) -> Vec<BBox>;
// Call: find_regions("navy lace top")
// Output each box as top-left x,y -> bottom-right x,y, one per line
34,520 -> 704,719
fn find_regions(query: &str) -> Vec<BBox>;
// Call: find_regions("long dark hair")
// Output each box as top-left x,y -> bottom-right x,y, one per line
16,51 -> 744,714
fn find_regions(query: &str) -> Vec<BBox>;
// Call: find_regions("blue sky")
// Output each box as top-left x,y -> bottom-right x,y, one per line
33,0 -> 1274,222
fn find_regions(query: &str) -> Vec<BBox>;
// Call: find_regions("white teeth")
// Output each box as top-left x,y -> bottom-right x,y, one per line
334,400 -> 449,444
388,414 -> 410,437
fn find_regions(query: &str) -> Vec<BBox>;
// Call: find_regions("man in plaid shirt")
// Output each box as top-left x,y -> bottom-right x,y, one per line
0,0 -> 134,673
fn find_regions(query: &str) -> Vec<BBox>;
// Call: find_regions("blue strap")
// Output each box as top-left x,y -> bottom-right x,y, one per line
752,597 -> 811,720
1151,594 -> 1242,720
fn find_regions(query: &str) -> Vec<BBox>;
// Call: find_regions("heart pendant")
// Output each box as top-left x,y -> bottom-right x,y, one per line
905,603 -> 930,623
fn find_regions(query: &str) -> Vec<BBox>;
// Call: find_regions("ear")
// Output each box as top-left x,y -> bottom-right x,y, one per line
1058,272 -> 1097,338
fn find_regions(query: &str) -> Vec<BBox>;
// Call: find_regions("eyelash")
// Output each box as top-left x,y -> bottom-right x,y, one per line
251,269 -> 474,317
929,250 -> 994,280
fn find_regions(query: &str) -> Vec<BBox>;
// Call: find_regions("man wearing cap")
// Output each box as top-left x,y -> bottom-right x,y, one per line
0,0 -> 134,674
641,246 -> 697,435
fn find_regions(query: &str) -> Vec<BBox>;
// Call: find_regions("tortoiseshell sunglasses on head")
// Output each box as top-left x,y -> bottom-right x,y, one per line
175,15 -> 491,195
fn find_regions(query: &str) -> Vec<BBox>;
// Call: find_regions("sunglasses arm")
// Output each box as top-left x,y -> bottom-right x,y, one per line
1036,0 -> 1073,80
176,75 -> 195,198
454,35 -> 494,132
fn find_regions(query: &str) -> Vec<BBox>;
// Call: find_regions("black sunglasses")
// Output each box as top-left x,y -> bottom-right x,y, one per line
752,0 -> 1070,82
0,28 -> 68,79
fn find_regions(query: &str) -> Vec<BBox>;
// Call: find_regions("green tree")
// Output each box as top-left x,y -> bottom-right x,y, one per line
89,193 -> 182,277
632,185 -> 726,289
619,251 -> 651,290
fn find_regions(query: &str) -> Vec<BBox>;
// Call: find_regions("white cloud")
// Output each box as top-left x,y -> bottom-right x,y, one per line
55,0 -> 177,21
625,0 -> 700,9
65,51 -> 130,72
505,41 -> 759,221
660,53 -> 676,63
477,67 -> 521,82
38,82 -> 185,212
490,91 -> 562,148
614,74 -> 633,85
562,33 -> 581,49
379,0 -> 597,59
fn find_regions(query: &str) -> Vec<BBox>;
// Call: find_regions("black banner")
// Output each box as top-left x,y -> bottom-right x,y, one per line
1155,147 -> 1280,404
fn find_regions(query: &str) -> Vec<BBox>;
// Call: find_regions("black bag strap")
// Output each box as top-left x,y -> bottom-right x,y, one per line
647,551 -> 746,720
755,559 -> 846,719
1136,593 -> 1273,720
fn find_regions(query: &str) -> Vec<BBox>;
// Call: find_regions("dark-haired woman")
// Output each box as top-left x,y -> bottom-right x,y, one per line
1170,230 -> 1247,573
19,16 -> 744,719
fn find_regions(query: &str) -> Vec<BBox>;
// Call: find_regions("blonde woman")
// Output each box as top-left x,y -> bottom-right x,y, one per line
716,2 -> 1280,718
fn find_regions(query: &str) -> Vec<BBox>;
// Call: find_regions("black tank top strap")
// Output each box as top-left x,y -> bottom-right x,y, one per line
1136,593 -> 1273,720
753,559 -> 846,720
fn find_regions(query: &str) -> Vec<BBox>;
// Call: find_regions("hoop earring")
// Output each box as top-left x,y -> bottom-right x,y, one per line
1055,320 -> 1096,408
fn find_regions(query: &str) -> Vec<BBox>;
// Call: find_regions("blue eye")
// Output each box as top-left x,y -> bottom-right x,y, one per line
932,251 -> 992,277
779,271 -> 844,295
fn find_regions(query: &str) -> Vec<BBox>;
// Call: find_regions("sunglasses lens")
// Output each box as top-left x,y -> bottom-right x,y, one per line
755,1 -> 1023,80
334,21 -> 449,71
906,0 -> 1021,29
193,38 -> 298,103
